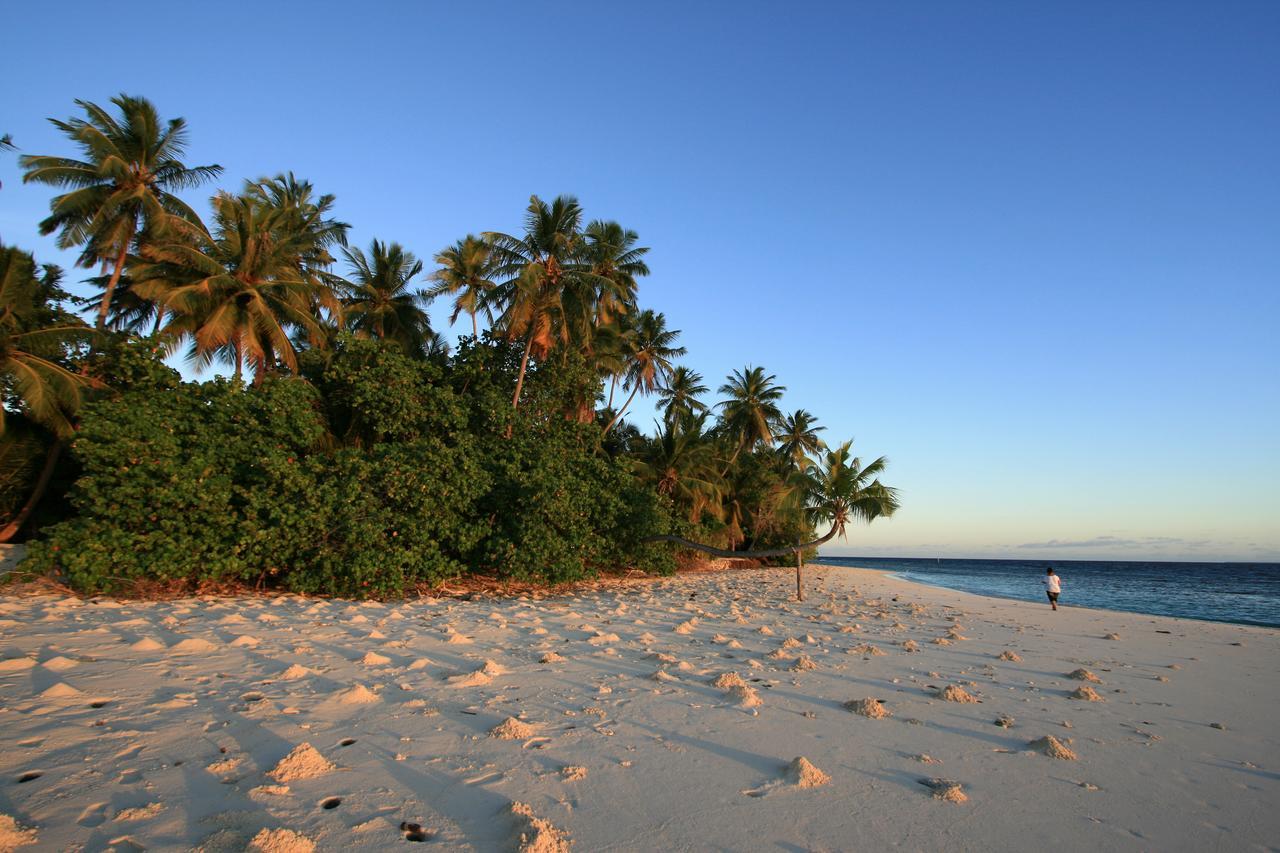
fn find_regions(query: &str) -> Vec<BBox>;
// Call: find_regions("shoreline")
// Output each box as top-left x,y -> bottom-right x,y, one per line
1,562 -> 1276,851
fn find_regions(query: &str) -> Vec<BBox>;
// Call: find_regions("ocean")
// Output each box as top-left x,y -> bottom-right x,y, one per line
816,556 -> 1280,629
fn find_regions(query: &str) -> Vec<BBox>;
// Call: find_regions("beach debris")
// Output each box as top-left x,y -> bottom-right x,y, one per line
490,717 -> 536,740
936,684 -> 979,703
0,814 -> 38,850
1067,668 -> 1102,683
918,778 -> 968,803
994,713 -> 1015,728
845,698 -> 891,719
1103,633 -> 1121,641
1209,722 -> 1227,730
249,827 -> 315,852
997,651 -> 1022,662
539,652 -> 565,664
510,800 -> 570,853
1069,686 -> 1105,702
268,743 -> 335,782
914,754 -> 942,764
1029,735 -> 1078,760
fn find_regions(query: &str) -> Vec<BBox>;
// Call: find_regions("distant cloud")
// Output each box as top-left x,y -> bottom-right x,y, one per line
1016,536 -> 1209,550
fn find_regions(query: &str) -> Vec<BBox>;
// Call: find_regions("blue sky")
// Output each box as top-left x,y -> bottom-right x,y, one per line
3,2 -> 1277,561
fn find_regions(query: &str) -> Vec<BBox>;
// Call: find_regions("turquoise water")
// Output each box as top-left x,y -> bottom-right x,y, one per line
817,556 -> 1280,628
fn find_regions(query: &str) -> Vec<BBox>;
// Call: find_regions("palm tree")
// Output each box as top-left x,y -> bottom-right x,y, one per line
485,195 -> 592,409
643,438 -> 899,598
134,191 -> 329,383
657,366 -> 709,427
582,219 -> 648,326
602,309 -> 685,435
339,239 -> 435,354
0,247 -> 93,542
427,235 -> 498,338
776,409 -> 826,471
633,412 -> 723,524
716,366 -> 786,472
20,95 -> 222,330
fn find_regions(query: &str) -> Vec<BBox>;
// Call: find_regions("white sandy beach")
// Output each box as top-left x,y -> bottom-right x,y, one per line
0,563 -> 1276,852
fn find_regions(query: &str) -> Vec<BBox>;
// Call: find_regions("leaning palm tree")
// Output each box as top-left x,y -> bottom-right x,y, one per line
602,309 -> 685,435
20,95 -> 222,330
776,409 -> 827,471
0,247 -> 94,541
716,366 -> 786,472
134,191 -> 328,383
338,239 -> 434,355
643,439 -> 899,599
427,235 -> 498,338
657,366 -> 709,427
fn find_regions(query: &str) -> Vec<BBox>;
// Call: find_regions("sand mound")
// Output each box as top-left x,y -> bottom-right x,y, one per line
491,717 -> 536,739
673,620 -> 697,634
230,635 -> 261,648
1069,686 -> 1105,702
277,664 -> 312,680
249,828 -> 315,853
539,652 -> 565,663
850,644 -> 885,656
648,669 -> 678,683
1103,632 -> 1121,641
129,638 -> 166,652
786,756 -> 831,788
1067,668 -> 1102,683
268,743 -> 335,782
780,637 -> 802,649
931,637 -> 952,646
997,651 -> 1022,662
0,814 -> 38,850
171,638 -> 219,653
711,672 -> 747,689
0,658 -> 35,673
727,684 -> 763,707
919,778 -> 967,803
902,640 -> 920,653
334,684 -> 380,705
1030,735 -> 1078,760
39,682 -> 83,699
791,655 -> 818,672
360,651 -> 391,666
510,801 -> 570,853
561,765 -> 588,781
40,655 -> 78,671
936,685 -> 979,703
845,698 -> 891,718
448,660 -> 505,687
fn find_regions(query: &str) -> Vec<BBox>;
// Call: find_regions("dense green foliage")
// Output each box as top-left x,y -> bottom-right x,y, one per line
6,93 -> 898,596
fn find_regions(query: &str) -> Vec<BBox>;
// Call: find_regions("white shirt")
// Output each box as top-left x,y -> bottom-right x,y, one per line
1043,575 -> 1062,593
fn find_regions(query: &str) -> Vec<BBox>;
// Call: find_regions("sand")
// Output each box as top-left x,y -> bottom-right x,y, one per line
0,563 -> 1276,850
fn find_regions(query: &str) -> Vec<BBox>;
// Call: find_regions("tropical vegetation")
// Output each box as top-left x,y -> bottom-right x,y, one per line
2,94 -> 900,597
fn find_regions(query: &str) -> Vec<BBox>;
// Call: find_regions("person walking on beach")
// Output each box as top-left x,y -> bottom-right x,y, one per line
1043,567 -> 1061,610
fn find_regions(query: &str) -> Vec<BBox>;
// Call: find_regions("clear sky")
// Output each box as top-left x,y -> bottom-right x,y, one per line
3,2 -> 1277,561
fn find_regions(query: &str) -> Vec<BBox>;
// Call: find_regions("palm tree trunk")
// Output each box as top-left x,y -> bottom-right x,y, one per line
512,333 -> 535,409
0,440 -> 62,543
234,335 -> 243,383
719,438 -> 746,478
96,237 -> 132,331
607,376 -> 617,409
641,524 -> 838,560
471,312 -> 478,340
602,383 -> 640,436
150,308 -> 164,338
